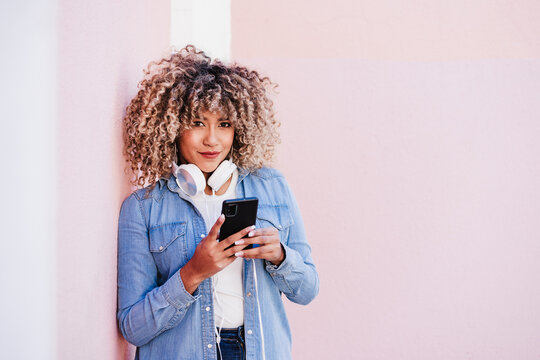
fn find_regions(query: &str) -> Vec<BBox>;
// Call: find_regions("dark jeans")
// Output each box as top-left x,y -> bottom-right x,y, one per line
216,326 -> 246,360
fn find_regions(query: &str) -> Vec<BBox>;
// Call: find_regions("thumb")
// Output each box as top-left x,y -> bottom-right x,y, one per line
206,214 -> 225,241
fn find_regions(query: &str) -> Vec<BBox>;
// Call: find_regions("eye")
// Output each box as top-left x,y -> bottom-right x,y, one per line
192,120 -> 205,127
219,121 -> 232,128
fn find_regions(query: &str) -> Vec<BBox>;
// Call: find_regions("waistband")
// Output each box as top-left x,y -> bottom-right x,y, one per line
218,325 -> 245,341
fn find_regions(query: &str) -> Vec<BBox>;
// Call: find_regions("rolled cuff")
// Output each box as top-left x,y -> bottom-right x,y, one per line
265,244 -> 300,276
161,270 -> 201,309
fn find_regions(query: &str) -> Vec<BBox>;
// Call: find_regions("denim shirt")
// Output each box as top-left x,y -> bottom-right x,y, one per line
117,167 -> 319,360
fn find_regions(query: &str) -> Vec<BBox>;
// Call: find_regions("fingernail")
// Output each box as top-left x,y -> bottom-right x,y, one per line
235,239 -> 244,245
248,231 -> 254,237
219,214 -> 225,220
235,251 -> 243,257
251,225 -> 256,230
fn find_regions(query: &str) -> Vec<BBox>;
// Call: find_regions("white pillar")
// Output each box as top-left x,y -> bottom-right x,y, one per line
0,1 -> 58,359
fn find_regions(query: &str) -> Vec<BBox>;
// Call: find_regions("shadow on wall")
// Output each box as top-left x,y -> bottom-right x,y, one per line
114,60 -> 144,360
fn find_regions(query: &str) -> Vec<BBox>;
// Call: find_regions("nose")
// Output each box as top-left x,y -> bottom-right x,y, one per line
202,126 -> 218,147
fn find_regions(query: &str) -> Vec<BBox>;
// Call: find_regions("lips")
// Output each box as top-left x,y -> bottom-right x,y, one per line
199,151 -> 220,159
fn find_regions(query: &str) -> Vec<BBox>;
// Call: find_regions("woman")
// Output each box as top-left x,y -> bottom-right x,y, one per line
117,45 -> 319,360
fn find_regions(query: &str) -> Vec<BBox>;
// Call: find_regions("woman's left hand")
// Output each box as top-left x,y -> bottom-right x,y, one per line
232,227 -> 285,266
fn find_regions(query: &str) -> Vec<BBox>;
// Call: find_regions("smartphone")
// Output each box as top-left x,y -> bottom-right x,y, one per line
219,197 -> 258,249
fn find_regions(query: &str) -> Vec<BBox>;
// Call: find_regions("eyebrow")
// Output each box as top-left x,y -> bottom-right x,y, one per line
201,116 -> 229,121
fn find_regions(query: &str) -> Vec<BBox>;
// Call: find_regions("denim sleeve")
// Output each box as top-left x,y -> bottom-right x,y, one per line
117,193 -> 200,347
264,177 -> 320,305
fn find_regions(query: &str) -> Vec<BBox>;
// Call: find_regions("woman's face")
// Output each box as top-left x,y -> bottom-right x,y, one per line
177,110 -> 234,178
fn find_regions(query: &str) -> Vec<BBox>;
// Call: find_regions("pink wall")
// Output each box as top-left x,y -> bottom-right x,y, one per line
232,1 -> 540,359
56,1 -> 169,358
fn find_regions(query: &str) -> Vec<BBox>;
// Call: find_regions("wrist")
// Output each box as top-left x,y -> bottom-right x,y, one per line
270,244 -> 286,266
180,262 -> 203,294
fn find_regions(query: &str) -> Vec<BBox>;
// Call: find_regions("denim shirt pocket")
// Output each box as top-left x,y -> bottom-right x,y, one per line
149,222 -> 188,278
256,205 -> 294,245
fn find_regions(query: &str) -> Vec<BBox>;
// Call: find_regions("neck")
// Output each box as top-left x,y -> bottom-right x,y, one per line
204,175 -> 232,196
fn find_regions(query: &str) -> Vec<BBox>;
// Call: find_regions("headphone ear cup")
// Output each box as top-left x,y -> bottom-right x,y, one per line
175,163 -> 206,196
207,160 -> 237,192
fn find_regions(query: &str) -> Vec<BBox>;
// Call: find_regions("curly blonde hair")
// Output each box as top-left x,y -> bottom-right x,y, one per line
123,45 -> 280,188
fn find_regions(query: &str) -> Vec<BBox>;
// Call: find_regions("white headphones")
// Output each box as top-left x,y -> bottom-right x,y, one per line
173,160 -> 237,197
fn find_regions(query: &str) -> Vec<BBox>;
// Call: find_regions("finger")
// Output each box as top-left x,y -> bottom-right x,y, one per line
234,246 -> 273,259
246,227 -> 278,238
233,235 -> 278,248
224,239 -> 268,258
224,243 -> 249,257
218,225 -> 256,250
206,214 -> 225,241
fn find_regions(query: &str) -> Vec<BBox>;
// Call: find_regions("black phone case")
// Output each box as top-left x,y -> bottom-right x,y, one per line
219,197 -> 258,249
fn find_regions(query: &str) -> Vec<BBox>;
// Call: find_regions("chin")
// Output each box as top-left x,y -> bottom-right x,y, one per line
197,162 -> 221,174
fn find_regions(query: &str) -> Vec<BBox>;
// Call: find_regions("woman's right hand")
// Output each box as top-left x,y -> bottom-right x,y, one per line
180,214 -> 254,294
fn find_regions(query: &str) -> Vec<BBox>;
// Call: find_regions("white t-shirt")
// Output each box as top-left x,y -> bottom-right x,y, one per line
182,169 -> 244,329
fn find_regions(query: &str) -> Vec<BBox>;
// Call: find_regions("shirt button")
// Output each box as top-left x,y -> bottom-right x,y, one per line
201,234 -> 205,238
207,344 -> 212,348
247,292 -> 252,297
277,224 -> 282,229
159,246 -> 163,251
247,329 -> 253,335
205,306 -> 211,311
